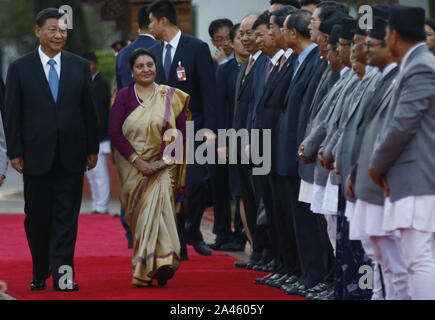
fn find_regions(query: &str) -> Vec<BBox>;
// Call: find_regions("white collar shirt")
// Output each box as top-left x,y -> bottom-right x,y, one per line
38,45 -> 61,81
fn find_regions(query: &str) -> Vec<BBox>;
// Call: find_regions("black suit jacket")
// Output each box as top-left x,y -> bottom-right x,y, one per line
216,58 -> 239,132
91,73 -> 111,142
5,49 -> 99,175
149,33 -> 217,133
252,53 -> 297,173
276,46 -> 320,177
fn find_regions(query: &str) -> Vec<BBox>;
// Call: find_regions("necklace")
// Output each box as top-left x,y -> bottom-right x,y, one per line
134,83 -> 157,105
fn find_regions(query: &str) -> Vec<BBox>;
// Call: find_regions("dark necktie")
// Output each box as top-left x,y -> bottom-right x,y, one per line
164,44 -> 172,80
264,60 -> 273,85
278,54 -> 287,72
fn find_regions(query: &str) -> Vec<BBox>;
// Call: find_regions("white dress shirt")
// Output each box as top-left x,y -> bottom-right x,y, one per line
163,29 -> 182,66
38,45 -> 61,80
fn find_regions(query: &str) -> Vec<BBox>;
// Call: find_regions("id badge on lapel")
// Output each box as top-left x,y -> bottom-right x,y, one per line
176,61 -> 187,82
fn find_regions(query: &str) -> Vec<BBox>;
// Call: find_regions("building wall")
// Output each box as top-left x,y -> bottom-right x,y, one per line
191,0 -> 269,52
399,0 -> 431,16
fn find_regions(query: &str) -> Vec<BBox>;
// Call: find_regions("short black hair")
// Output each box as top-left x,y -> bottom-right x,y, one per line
36,8 -> 65,27
318,1 -> 349,16
208,18 -> 234,38
271,5 -> 299,28
147,0 -> 178,26
252,11 -> 271,30
270,0 -> 301,8
82,52 -> 98,63
300,0 -> 321,6
129,48 -> 156,70
426,20 -> 435,31
138,6 -> 150,29
230,23 -> 241,42
287,9 -> 312,38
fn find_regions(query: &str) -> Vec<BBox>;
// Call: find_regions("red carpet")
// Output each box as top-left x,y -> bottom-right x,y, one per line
0,214 -> 304,300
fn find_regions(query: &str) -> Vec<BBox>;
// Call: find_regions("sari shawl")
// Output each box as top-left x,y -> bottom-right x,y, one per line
115,84 -> 190,286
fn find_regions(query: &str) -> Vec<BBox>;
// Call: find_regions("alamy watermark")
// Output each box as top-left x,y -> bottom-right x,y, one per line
58,265 -> 74,289
59,5 -> 73,29
162,121 -> 271,176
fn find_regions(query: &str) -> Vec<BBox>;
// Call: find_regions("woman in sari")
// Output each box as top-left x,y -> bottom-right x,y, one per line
109,48 -> 190,287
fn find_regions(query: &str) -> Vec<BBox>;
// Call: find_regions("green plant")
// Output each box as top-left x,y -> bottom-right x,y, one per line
96,50 -> 116,84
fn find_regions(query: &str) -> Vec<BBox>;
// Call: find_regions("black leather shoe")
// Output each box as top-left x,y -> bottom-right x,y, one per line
268,274 -> 291,288
282,274 -> 299,285
263,260 -> 276,272
156,266 -> 174,287
251,262 -> 267,271
234,260 -> 249,268
254,273 -> 273,285
193,241 -> 212,256
220,240 -> 245,252
264,273 -> 283,286
53,281 -> 79,291
312,288 -> 335,300
30,279 -> 46,291
281,280 -> 301,295
207,239 -> 228,250
305,282 -> 330,299
296,283 -> 309,296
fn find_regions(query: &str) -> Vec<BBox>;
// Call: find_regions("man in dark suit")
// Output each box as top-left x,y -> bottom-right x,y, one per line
271,10 -> 326,296
114,6 -> 156,249
251,6 -> 301,288
116,6 -> 156,90
147,0 -> 217,257
232,13 -> 267,269
212,23 -> 249,252
4,8 -> 99,291
83,52 -> 111,215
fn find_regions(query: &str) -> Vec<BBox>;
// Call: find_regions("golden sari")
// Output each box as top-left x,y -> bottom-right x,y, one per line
114,84 -> 190,286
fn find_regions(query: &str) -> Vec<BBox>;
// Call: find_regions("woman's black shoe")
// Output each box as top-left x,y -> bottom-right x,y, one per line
156,266 -> 174,287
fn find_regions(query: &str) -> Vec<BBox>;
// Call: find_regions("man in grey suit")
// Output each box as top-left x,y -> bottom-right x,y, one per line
369,5 -> 435,300
345,16 -> 409,300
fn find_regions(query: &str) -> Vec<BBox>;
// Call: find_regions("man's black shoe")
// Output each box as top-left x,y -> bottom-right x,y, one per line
305,282 -> 330,299
251,263 -> 267,271
296,283 -> 309,296
263,260 -> 276,272
220,240 -> 245,252
254,273 -> 273,285
192,241 -> 212,256
281,280 -> 301,295
30,279 -> 46,291
53,281 -> 79,291
208,238 -> 228,250
264,273 -> 283,286
234,260 -> 249,268
312,288 -> 335,300
268,274 -> 291,288
282,274 -> 299,285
